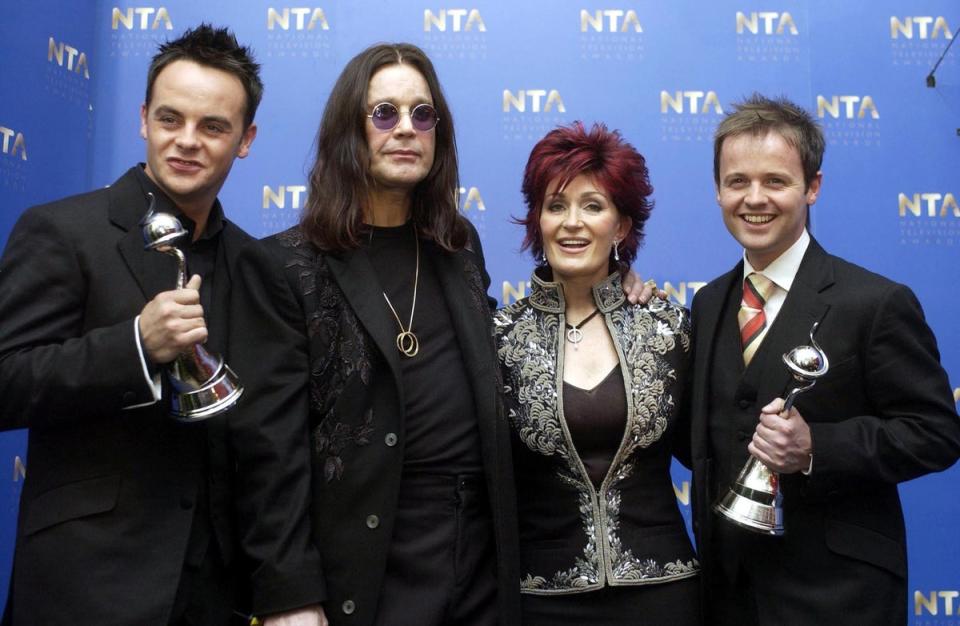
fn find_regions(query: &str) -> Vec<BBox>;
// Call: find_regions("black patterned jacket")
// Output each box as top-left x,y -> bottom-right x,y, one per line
229,222 -> 520,626
493,270 -> 698,595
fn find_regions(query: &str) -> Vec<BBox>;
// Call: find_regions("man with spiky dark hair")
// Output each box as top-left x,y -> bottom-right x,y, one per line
0,25 -> 322,625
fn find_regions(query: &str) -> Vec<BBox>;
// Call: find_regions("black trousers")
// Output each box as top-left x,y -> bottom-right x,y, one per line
373,473 -> 498,626
170,516 -> 239,626
706,519 -> 904,626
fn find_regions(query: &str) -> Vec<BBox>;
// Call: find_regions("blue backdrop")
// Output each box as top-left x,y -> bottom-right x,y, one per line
1,1 -> 958,620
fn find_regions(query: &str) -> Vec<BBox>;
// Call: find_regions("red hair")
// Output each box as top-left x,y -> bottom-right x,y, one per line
518,121 -> 653,273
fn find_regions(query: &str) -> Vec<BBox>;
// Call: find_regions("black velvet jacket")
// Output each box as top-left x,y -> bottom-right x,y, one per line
230,222 -> 521,626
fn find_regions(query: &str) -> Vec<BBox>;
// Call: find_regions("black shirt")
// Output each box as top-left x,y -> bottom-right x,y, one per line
564,365 -> 627,490
363,223 -> 483,476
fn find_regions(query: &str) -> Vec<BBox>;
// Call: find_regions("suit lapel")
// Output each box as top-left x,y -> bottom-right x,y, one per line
691,264 -> 742,460
326,248 -> 405,400
111,170 -> 181,303
433,244 -> 506,510
750,239 -> 834,406
432,246 -> 494,385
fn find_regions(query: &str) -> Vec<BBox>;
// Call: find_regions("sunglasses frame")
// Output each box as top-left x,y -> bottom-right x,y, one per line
366,102 -> 440,132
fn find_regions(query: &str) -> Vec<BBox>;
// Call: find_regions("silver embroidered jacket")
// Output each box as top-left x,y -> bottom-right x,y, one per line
493,271 -> 699,595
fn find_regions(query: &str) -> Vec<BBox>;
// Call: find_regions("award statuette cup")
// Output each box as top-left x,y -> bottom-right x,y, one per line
713,322 -> 829,535
139,193 -> 243,421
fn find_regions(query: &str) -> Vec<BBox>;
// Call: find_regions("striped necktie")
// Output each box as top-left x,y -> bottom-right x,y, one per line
738,272 -> 776,366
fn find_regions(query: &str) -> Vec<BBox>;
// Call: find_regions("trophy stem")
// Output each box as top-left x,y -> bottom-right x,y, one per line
714,321 -> 829,536
162,247 -> 188,289
141,200 -> 243,421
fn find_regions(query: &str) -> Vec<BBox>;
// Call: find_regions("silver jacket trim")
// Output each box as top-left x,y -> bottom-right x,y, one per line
494,272 -> 699,594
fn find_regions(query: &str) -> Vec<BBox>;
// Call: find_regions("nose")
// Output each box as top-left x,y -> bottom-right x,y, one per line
561,207 -> 582,229
392,110 -> 416,136
175,124 -> 200,151
745,183 -> 766,207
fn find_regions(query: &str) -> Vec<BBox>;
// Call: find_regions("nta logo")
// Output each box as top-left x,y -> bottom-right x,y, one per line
424,9 -> 485,32
890,17 -> 952,39
736,11 -> 798,35
263,185 -> 307,209
816,96 -> 879,119
48,38 -> 90,79
915,590 -> 959,616
111,7 -> 172,30
660,91 -> 723,115
0,127 -> 27,161
503,90 -> 565,113
267,8 -> 329,30
458,187 -> 484,212
580,9 -> 642,33
898,193 -> 959,218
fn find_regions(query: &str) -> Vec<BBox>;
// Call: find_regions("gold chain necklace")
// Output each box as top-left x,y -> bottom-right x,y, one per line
382,228 -> 420,357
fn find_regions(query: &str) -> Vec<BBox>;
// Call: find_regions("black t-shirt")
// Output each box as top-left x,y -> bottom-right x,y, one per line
364,223 -> 483,476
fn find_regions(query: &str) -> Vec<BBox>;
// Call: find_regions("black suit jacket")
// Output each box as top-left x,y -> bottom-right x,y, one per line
229,223 -> 521,626
688,237 -> 960,623
0,167 -> 322,624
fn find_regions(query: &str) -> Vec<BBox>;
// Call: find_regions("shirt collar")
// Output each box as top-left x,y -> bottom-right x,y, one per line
742,229 -> 810,292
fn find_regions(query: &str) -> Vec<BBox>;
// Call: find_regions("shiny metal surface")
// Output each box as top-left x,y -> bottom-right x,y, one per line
714,322 -> 829,536
139,193 -> 243,421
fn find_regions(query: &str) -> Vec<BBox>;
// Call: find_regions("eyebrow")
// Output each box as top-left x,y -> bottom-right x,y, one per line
547,189 -> 609,201
153,105 -> 234,129
367,98 -> 434,108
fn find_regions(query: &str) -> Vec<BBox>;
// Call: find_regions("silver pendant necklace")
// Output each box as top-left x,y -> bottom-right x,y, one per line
565,308 -> 601,349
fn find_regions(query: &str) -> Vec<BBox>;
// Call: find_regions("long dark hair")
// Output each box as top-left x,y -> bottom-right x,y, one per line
300,43 -> 467,252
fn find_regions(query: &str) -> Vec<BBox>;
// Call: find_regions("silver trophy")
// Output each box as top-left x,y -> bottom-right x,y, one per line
713,322 -> 829,535
140,193 -> 243,421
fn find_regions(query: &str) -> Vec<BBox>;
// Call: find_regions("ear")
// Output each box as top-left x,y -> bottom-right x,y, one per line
139,103 -> 148,140
805,171 -> 822,206
237,122 -> 257,159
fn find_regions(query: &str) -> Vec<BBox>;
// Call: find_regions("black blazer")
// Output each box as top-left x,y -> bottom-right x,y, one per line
688,237 -> 960,623
0,167 -> 322,624
229,224 -> 521,626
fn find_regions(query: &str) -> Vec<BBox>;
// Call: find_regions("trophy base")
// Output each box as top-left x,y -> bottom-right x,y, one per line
170,362 -> 244,422
713,495 -> 784,536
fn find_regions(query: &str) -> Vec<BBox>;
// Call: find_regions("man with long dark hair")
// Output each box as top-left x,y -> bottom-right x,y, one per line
0,25 -> 322,625
230,43 -> 521,626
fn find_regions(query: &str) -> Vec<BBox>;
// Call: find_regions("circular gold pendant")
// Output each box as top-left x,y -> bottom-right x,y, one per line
566,327 -> 584,344
396,331 -> 419,357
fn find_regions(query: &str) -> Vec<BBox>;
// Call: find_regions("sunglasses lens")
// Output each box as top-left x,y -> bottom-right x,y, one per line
371,103 -> 399,130
411,104 -> 439,131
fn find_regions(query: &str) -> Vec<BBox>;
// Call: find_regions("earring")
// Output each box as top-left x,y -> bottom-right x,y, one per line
541,250 -> 547,264
612,240 -> 620,262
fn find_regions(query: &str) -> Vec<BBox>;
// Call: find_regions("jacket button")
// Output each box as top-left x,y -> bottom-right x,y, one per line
342,600 -> 356,614
122,391 -> 136,405
366,514 -> 380,529
384,433 -> 398,447
738,399 -> 751,409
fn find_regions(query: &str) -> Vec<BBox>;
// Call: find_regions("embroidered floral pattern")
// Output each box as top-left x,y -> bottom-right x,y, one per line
495,273 -> 697,593
275,228 -> 375,480
314,408 -> 376,482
